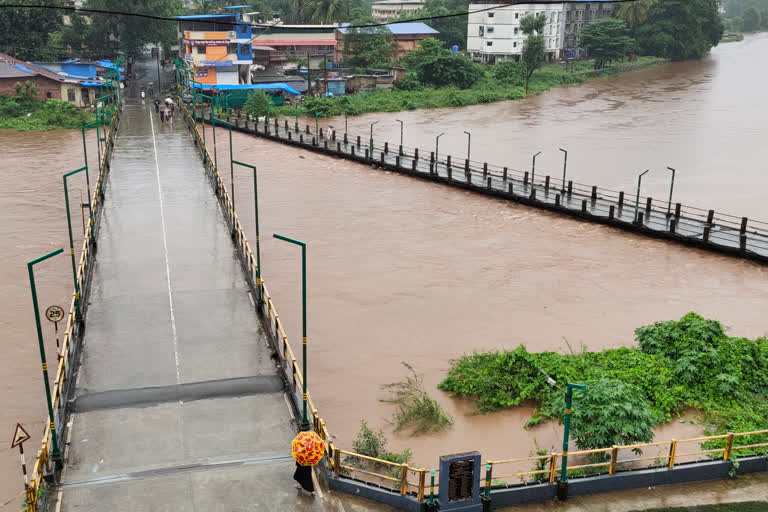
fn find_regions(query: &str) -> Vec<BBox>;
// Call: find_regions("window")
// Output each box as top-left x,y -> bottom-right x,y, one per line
67,89 -> 75,102
514,27 -> 519,35
513,41 -> 517,48
488,12 -> 494,18
486,41 -> 493,46
515,12 -> 519,19
487,26 -> 494,33
479,26 -> 484,36
46,91 -> 52,99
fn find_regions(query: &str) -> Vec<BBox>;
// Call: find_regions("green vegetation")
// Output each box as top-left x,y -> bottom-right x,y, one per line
0,83 -> 93,131
380,362 -> 453,435
268,38 -> 663,119
579,18 -> 636,70
243,90 -> 270,118
346,420 -> 413,480
343,10 -> 398,68
520,13 -> 548,93
0,0 -> 65,61
721,32 -> 746,42
632,503 -> 768,512
636,0 -> 724,61
438,313 -> 768,453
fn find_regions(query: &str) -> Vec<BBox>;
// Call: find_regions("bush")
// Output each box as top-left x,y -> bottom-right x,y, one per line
0,99 -> 23,117
494,61 -> 526,86
348,420 -> 414,480
381,362 -> 453,435
243,90 -> 269,118
418,53 -> 483,89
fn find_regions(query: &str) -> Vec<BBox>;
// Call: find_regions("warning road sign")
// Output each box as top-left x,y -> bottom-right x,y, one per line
11,423 -> 30,449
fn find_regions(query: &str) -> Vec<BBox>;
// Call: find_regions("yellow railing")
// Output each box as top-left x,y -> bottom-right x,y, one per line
23,109 -> 120,512
179,103 -> 768,503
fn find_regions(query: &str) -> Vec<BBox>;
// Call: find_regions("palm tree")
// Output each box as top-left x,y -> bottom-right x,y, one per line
308,0 -> 349,24
616,0 -> 658,34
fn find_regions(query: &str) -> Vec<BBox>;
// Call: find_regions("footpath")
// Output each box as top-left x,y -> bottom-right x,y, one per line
53,98 -> 384,511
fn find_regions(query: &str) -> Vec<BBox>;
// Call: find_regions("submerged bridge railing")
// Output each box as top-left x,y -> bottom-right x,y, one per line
178,102 -> 767,511
22,102 -> 121,512
202,111 -> 768,265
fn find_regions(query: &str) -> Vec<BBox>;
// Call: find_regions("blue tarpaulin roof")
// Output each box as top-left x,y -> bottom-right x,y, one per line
82,81 -> 103,87
338,21 -> 438,35
191,82 -> 301,94
176,13 -> 238,19
13,63 -> 33,73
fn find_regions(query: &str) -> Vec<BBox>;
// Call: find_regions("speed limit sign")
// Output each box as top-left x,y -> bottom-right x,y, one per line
45,305 -> 65,323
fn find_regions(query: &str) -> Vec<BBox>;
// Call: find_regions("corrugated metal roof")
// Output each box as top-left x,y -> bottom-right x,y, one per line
0,52 -> 66,82
176,14 -> 239,19
338,22 -> 438,35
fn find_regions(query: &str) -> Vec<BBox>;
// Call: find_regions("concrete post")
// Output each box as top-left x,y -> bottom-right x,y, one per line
637,211 -> 645,225
509,183 -> 514,195
524,172 -> 529,186
591,186 -> 597,203
646,197 -> 652,217
396,156 -> 400,168
447,167 -> 452,180
618,191 -> 624,209
555,194 -> 561,207
503,167 -> 508,181
545,176 -> 550,193
384,142 -> 389,153
707,210 -> 715,225
412,159 -> 417,171
740,217 -> 748,235
483,162 -> 488,177
447,155 -> 451,167
357,135 -> 361,147
364,148 -> 369,159
675,203 -> 681,218
351,146 -> 355,156
430,151 -> 435,163
609,205 -> 615,219
531,188 -> 537,200
703,226 -> 711,241
567,180 -> 573,196
465,158 -> 470,172
581,199 -> 587,213
487,177 -> 492,189
670,218 -> 676,233
414,148 -> 419,160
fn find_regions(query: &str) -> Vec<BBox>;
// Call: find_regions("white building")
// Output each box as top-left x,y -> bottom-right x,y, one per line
467,1 -> 614,64
371,0 -> 424,22
467,3 -> 564,64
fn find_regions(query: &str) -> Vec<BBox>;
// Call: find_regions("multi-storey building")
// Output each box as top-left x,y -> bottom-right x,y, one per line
467,0 -> 614,64
371,0 -> 425,22
177,13 -> 253,86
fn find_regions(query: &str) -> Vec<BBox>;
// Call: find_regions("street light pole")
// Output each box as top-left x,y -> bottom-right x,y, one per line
156,44 -> 162,93
28,248 -> 64,458
369,120 -> 379,157
560,383 -> 586,488
395,119 -> 404,147
273,234 -> 310,431
435,132 -> 445,171
344,111 -> 348,136
233,161 -> 262,304
63,167 -> 89,321
532,151 -> 542,186
559,148 -> 568,193
635,169 -> 650,222
213,117 -> 234,232
315,112 -> 322,144
464,130 -> 471,161
666,166 -> 676,216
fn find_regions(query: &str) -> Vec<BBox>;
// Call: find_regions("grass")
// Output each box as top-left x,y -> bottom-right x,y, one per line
632,503 -> 768,512
269,56 -> 665,119
721,33 -> 745,43
380,362 -> 453,435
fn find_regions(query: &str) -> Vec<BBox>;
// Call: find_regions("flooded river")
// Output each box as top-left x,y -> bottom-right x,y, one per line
2,35 -> 767,499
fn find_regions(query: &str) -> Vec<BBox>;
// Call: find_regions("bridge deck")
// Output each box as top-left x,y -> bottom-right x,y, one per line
57,100 -> 337,510
214,115 -> 768,264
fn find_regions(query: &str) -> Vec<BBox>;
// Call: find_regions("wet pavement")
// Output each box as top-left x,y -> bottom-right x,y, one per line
55,97 -> 388,512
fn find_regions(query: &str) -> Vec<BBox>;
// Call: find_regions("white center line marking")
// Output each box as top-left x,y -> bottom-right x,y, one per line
149,110 -> 181,386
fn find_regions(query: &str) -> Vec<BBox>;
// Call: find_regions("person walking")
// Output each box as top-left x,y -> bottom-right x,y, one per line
293,462 -> 315,496
160,104 -> 165,123
154,99 -> 160,113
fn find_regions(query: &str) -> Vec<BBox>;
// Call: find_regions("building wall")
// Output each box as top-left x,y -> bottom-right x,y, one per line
467,3 -> 565,64
61,84 -> 97,108
563,2 -> 615,49
335,32 -> 433,62
0,76 -> 62,100
371,1 -> 424,22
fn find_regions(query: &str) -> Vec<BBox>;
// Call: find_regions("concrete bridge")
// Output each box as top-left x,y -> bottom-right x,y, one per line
202,111 -> 768,265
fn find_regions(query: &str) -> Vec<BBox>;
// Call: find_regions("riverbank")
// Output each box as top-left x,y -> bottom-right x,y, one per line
270,56 -> 666,118
0,96 -> 94,130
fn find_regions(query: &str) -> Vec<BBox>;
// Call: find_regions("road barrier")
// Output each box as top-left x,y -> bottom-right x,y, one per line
22,105 -> 120,512
179,102 -> 767,510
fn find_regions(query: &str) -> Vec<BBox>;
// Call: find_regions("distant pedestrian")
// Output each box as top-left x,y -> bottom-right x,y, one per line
293,462 -> 315,496
327,125 -> 335,140
154,99 -> 160,113
140,90 -> 145,100
160,106 -> 165,123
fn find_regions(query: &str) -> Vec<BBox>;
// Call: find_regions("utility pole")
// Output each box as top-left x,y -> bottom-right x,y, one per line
306,51 -> 311,97
156,44 -> 162,93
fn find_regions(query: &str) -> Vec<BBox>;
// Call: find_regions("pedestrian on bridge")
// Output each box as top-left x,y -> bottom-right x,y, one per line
293,462 -> 315,496
154,99 -> 160,113
159,105 -> 165,123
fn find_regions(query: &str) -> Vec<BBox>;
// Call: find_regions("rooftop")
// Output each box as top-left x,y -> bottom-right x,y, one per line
372,0 -> 424,4
338,22 -> 438,35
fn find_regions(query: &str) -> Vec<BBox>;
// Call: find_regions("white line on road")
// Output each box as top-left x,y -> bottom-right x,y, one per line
149,111 -> 182,386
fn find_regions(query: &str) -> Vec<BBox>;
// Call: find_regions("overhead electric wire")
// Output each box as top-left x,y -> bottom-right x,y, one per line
0,0 -> 641,30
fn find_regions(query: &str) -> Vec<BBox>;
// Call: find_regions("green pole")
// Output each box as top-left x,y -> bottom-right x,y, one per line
273,234 -> 309,430
63,167 -> 88,321
214,118 -> 234,232
295,103 -> 299,126
635,169 -> 650,222
315,112 -> 322,145
484,464 -> 492,498
560,383 -> 586,483
395,119 -> 403,147
233,161 -> 262,304
81,122 -> 98,205
464,130 -> 471,161
429,469 -> 436,505
435,132 -> 444,171
559,148 -> 568,193
532,151 -> 542,186
344,111 -> 348,135
28,248 -> 64,457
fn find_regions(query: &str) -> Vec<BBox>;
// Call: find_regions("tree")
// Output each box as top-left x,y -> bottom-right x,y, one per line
342,11 -> 396,68
571,380 -> 656,452
636,0 -> 724,61
579,18 -> 635,70
0,0 -> 65,60
418,53 -> 481,89
616,0 -> 658,35
397,0 -> 469,49
493,61 -> 525,86
244,90 -> 269,118
308,0 -> 359,23
742,6 -> 761,31
520,13 -> 547,94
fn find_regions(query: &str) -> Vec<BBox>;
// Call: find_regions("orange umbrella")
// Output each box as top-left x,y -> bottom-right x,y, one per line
292,431 -> 325,466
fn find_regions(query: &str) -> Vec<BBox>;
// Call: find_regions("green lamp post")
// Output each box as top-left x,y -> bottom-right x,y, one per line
272,234 -> 310,431
635,169 -> 650,222
28,248 -> 65,457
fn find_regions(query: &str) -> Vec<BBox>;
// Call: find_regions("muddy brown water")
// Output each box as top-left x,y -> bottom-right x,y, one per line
2,35 -> 767,500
